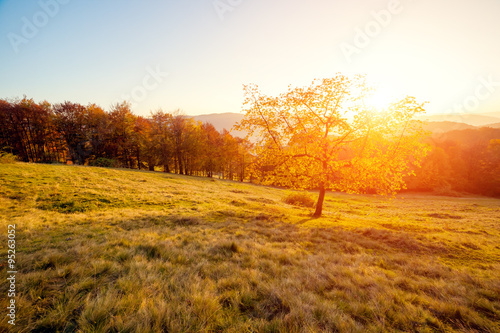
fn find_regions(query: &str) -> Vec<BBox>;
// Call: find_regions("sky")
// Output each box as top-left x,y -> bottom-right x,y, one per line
1,0 -> 500,117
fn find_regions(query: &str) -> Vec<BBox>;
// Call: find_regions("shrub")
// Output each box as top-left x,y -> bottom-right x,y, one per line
283,191 -> 315,207
89,158 -> 117,168
0,151 -> 18,164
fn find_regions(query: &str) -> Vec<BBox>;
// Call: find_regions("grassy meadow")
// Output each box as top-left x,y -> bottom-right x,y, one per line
1,162 -> 500,332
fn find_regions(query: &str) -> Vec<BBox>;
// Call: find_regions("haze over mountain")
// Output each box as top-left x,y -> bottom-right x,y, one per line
418,112 -> 500,127
422,121 -> 476,133
192,113 -> 245,137
193,112 -> 500,137
487,122 -> 500,129
192,113 -> 243,132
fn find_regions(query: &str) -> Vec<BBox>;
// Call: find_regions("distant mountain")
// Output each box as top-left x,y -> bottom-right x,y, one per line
191,112 -> 500,139
422,121 -> 476,133
432,127 -> 500,147
191,113 -> 245,137
477,111 -> 500,118
485,122 -> 500,128
418,113 -> 500,126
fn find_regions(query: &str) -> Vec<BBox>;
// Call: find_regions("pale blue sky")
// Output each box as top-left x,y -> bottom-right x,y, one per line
1,0 -> 500,116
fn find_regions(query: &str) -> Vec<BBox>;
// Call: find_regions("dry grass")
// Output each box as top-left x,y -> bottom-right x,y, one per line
0,163 -> 499,332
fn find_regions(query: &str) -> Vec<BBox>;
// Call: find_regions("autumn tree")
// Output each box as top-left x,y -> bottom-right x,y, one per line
236,75 -> 429,217
132,116 -> 150,169
167,112 -> 197,175
84,104 -> 110,162
136,116 -> 155,171
108,102 -> 137,168
405,146 -> 452,192
200,122 -> 222,177
220,129 -> 239,180
53,101 -> 89,164
483,139 -> 500,196
234,136 -> 253,182
0,98 -> 33,161
181,120 -> 205,176
149,110 -> 173,172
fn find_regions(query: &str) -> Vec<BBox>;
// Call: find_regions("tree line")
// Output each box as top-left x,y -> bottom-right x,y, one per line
405,127 -> 500,197
0,97 -> 252,180
1,95 -> 499,200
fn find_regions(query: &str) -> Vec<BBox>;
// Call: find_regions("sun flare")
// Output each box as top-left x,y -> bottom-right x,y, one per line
365,88 -> 396,111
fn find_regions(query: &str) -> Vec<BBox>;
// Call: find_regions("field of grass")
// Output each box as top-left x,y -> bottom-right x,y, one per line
1,163 -> 499,332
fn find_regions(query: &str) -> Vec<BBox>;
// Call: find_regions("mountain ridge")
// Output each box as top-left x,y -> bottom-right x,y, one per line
191,112 -> 500,137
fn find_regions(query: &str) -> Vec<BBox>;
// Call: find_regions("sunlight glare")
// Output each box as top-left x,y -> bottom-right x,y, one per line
365,87 -> 396,112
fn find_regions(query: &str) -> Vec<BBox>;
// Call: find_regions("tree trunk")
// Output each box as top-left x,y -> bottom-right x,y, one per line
137,149 -> 141,169
176,152 -> 184,175
313,184 -> 326,218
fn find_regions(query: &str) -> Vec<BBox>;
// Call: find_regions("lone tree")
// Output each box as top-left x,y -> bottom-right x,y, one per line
236,74 -> 429,217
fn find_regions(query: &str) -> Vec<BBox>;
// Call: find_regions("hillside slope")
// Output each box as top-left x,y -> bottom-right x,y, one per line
0,163 -> 499,332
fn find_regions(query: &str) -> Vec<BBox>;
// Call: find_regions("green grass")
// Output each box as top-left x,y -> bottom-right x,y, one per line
1,163 -> 500,332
